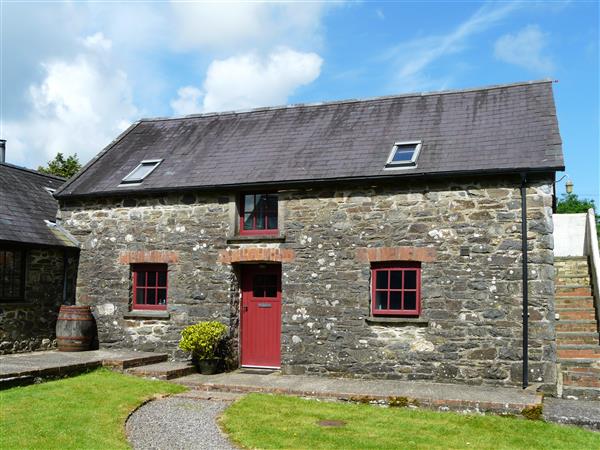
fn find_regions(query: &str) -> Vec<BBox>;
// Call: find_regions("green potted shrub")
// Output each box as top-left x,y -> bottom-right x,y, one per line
179,321 -> 228,375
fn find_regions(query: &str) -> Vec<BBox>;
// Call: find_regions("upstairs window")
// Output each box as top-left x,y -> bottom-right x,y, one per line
371,262 -> 421,316
239,193 -> 278,235
385,141 -> 422,168
121,159 -> 162,184
0,249 -> 26,302
132,264 -> 168,310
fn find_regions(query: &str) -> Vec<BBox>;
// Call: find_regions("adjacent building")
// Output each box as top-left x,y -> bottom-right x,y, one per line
0,155 -> 79,353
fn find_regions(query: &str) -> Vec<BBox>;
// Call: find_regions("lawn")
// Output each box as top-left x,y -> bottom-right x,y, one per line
221,393 -> 600,450
0,368 -> 186,450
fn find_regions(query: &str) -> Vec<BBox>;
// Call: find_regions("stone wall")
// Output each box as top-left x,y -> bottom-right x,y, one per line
0,247 -> 79,353
58,174 -> 556,390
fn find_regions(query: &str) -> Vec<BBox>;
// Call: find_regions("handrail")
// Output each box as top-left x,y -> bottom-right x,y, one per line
585,208 -> 600,341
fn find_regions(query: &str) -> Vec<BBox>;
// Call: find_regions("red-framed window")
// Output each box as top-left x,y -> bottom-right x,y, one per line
239,193 -> 278,235
132,264 -> 168,310
371,262 -> 421,316
0,249 -> 26,302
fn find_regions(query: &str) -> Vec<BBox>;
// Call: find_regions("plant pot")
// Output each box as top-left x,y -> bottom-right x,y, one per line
193,357 -> 220,375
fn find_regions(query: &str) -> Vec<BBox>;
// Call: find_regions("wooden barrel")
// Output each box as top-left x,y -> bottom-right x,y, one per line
56,306 -> 95,352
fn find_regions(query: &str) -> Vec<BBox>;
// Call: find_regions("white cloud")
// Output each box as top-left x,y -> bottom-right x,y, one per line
171,86 -> 204,116
170,2 -> 330,51
171,48 -> 323,115
494,25 -> 555,73
2,35 -> 137,167
384,2 -> 521,91
82,32 -> 112,51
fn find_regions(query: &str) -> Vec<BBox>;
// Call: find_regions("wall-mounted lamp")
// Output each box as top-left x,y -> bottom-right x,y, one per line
565,180 -> 574,194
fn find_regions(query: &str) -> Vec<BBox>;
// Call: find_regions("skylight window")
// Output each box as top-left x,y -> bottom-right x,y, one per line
121,159 -> 162,184
385,141 -> 422,169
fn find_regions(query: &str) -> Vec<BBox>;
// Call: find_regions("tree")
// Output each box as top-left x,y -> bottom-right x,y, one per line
557,193 -> 599,238
37,153 -> 82,179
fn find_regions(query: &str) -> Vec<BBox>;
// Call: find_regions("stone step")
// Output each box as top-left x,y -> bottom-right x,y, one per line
561,386 -> 600,402
101,352 -> 169,370
557,332 -> 600,345
557,346 -> 600,359
563,369 -> 600,388
556,285 -> 593,297
556,321 -> 599,333
555,296 -> 595,308
127,361 -> 195,380
555,275 -> 591,285
559,358 -> 600,369
558,309 -> 598,321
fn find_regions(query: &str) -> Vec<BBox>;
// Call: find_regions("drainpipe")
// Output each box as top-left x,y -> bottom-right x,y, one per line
520,173 -> 529,389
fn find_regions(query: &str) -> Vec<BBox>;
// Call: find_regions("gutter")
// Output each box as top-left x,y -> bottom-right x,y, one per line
54,166 -> 564,200
520,173 -> 529,389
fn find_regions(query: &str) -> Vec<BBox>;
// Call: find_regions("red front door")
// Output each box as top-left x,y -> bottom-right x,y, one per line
240,264 -> 282,368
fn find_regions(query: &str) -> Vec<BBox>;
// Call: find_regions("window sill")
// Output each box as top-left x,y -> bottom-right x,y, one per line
227,233 -> 286,244
365,317 -> 429,326
0,301 -> 34,308
123,310 -> 170,320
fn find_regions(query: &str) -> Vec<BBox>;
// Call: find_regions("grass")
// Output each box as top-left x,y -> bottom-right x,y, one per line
221,393 -> 600,450
0,368 -> 186,450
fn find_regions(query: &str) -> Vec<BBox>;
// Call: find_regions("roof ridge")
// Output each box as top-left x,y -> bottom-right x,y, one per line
0,162 -> 66,182
139,79 -> 554,123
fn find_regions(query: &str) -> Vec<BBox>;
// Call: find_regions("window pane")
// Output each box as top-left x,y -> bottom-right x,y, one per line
404,271 -> 417,289
147,289 -> 156,304
147,271 -> 157,287
375,291 -> 388,310
136,288 -> 146,304
390,271 -> 402,289
255,212 -> 265,229
255,195 -> 266,229
265,286 -> 277,297
157,289 -> 167,305
244,213 -> 254,229
375,271 -> 388,289
266,195 -> 277,212
157,271 -> 167,287
404,291 -> 417,310
267,213 -> 278,230
392,150 -> 414,162
244,194 -> 255,214
136,271 -> 145,286
264,275 -> 277,286
253,286 -> 264,297
390,291 -> 402,310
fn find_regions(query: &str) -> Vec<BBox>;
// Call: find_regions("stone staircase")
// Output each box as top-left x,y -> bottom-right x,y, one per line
555,257 -> 600,401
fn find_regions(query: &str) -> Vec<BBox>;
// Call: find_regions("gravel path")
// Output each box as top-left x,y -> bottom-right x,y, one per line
126,396 -> 236,450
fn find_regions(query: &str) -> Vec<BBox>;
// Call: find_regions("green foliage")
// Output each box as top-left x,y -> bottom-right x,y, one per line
0,368 -> 185,449
556,193 -> 595,214
221,393 -> 600,449
178,321 -> 228,360
37,152 -> 82,178
557,193 -> 600,238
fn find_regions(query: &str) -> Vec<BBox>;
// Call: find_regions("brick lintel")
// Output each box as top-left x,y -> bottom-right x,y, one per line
118,250 -> 179,264
356,246 -> 436,263
218,247 -> 295,264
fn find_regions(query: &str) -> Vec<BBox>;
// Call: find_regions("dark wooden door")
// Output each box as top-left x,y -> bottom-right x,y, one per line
240,264 -> 282,368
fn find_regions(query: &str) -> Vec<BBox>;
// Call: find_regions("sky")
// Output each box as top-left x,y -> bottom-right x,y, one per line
1,1 -> 598,203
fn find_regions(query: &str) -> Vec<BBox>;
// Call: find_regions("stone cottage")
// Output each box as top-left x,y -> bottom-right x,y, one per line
0,153 -> 79,353
54,80 -> 564,392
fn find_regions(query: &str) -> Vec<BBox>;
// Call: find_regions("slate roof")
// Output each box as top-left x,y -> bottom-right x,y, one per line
55,80 -> 564,199
0,163 -> 77,247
